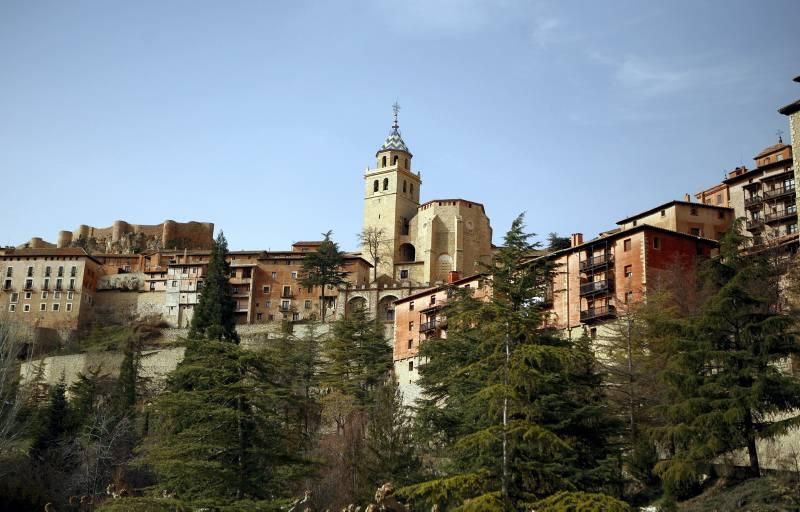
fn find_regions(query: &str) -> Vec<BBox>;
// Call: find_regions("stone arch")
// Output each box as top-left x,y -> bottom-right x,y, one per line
373,180 -> 379,192
346,296 -> 368,317
392,155 -> 399,165
383,177 -> 389,191
377,294 -> 398,322
381,155 -> 387,167
436,253 -> 453,282
398,243 -> 416,262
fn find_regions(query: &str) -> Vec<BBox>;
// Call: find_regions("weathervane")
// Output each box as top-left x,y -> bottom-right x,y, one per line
392,101 -> 400,129
776,129 -> 784,143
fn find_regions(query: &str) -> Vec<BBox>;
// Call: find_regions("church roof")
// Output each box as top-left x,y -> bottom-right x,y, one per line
378,126 -> 410,154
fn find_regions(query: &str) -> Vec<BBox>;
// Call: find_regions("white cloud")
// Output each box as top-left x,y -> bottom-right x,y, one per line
615,56 -> 691,97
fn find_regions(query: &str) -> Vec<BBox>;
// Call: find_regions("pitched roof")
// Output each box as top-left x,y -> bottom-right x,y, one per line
377,126 -> 410,155
616,200 -> 732,225
0,247 -> 101,264
754,143 -> 790,159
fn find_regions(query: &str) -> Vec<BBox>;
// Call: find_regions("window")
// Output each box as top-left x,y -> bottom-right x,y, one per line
632,220 -> 637,226
653,237 -> 661,250
409,301 -> 414,311
625,291 -> 634,304
66,303 -> 72,312
383,178 -> 389,190
408,360 -> 414,372
716,194 -> 723,205
408,339 -> 413,349
55,278 -> 62,290
3,280 -> 10,291
41,291 -> 48,300
410,183 -> 414,195
43,278 -> 49,290
690,207 -> 698,216
281,299 -> 290,310
67,291 -> 73,300
282,285 -> 291,297
624,265 -> 632,278
400,269 -> 409,279
409,321 -> 414,331
39,303 -> 46,311
660,210 -> 666,217
623,239 -> 631,252
717,210 -> 724,219
5,267 -> 11,277
52,303 -> 60,311
381,155 -> 387,167
54,291 -> 61,299
690,228 -> 701,236
404,158 -> 409,168
68,278 -> 75,291
57,266 -> 64,277
24,292 -> 31,300
171,281 -> 177,288
70,266 -> 77,277
271,272 -> 277,279
291,271 -> 298,279
26,266 -> 33,277
23,304 -> 30,313
304,299 -> 312,310
265,300 -> 271,308
24,279 -> 32,290
263,285 -> 271,294
430,295 -> 436,305
8,304 -> 15,313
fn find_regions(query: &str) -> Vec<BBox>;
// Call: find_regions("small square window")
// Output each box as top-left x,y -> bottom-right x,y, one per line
624,265 -> 632,278
271,272 -> 277,279
653,237 -> 661,250
623,239 -> 631,252
408,360 -> 414,372
291,271 -> 298,279
66,303 -> 72,312
430,295 -> 436,305
400,269 -> 409,279
409,301 -> 414,311
23,304 -> 30,313
304,299 -> 312,310
263,285 -> 271,294
409,321 -> 414,331
52,303 -> 60,311
172,281 -> 178,287
54,291 -> 61,300
660,210 -> 666,217
10,293 -> 18,303
39,303 -> 46,311
690,207 -> 698,216
41,291 -> 48,300
67,291 -> 73,300
690,228 -> 701,236
24,292 -> 31,300
408,339 -> 413,349
8,304 -> 15,313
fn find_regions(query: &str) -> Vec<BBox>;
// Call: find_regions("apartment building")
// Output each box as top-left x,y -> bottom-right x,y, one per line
0,248 -> 101,331
616,199 -> 734,240
779,75 -> 800,224
392,273 -> 487,405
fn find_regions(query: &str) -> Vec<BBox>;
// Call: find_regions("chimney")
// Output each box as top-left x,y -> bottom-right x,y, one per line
684,193 -> 691,202
447,271 -> 461,284
570,233 -> 584,247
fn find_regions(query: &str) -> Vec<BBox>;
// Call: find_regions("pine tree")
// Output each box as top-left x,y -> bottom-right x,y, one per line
141,339 -> 312,505
299,230 -> 347,322
112,337 -> 140,419
404,215 -> 621,511
321,306 -> 392,408
31,378 -> 70,456
189,232 -> 239,343
653,224 -> 800,488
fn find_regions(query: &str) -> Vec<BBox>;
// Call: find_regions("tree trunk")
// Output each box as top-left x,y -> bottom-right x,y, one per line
743,409 -> 760,477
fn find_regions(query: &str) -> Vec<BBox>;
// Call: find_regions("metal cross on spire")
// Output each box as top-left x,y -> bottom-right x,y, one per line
392,101 -> 401,129
777,129 -> 784,143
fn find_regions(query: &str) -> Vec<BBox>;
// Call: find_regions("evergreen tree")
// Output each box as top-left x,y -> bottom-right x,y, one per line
321,307 -> 392,408
141,339 -> 312,505
111,337 -> 140,419
299,231 -> 348,322
404,215 -> 621,511
546,232 -> 571,252
31,378 -> 70,456
189,232 -> 239,343
653,224 -> 800,488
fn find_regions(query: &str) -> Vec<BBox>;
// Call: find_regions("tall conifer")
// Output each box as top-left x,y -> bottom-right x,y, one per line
190,232 -> 239,343
299,231 -> 347,322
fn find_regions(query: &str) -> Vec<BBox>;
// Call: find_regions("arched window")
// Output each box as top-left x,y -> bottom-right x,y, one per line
399,243 -> 416,262
410,183 -> 414,195
403,180 -> 407,193
393,155 -> 399,165
405,158 -> 409,169
382,155 -> 387,167
383,178 -> 389,191
373,180 -> 379,192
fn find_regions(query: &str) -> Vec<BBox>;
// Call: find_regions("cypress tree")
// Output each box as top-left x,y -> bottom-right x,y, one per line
404,215 -> 621,511
189,232 -> 239,343
299,230 -> 347,322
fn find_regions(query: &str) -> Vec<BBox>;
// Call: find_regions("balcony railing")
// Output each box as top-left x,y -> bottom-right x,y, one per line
580,279 -> 612,296
746,218 -> 764,231
763,184 -> 796,200
420,320 -> 441,332
764,208 -> 798,224
579,253 -> 612,272
744,195 -> 763,208
580,305 -> 617,322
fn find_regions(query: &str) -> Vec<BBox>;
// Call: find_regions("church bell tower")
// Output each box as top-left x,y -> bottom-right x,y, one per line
362,103 -> 422,281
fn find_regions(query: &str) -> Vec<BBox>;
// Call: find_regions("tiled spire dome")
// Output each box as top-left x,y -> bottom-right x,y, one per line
377,102 -> 411,155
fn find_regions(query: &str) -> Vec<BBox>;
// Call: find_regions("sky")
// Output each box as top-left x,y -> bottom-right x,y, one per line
1,0 -> 799,251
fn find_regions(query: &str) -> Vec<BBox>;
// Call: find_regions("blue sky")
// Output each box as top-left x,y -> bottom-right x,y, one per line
1,0 -> 799,251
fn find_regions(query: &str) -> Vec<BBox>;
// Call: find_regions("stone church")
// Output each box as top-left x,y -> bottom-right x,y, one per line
360,107 -> 493,287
